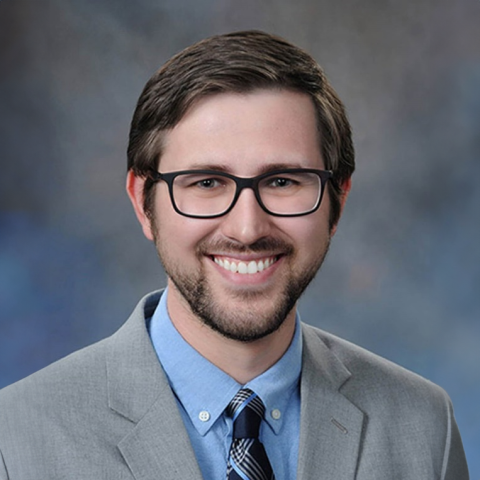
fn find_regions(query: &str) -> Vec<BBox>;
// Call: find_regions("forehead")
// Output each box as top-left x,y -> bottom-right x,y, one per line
160,89 -> 323,174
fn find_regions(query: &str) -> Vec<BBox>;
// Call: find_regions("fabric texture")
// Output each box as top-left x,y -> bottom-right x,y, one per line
226,388 -> 275,480
0,290 -> 470,479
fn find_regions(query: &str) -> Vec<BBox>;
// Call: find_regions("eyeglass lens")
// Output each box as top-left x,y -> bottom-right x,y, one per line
171,171 -> 322,217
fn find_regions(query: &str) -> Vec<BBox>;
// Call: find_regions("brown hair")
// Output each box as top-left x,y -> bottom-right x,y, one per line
127,30 -> 355,228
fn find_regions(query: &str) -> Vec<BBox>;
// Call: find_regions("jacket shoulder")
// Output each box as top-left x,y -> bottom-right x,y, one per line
303,323 -> 449,408
301,323 -> 469,479
0,290 -> 162,413
0,336 -> 111,422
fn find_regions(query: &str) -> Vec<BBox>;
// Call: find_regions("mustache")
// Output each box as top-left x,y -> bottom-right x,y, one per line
197,237 -> 294,256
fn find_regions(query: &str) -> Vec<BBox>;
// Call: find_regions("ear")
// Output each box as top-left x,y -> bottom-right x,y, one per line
126,170 -> 155,241
330,177 -> 352,236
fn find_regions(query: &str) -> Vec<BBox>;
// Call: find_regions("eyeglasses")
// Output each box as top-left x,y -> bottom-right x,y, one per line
149,168 -> 333,218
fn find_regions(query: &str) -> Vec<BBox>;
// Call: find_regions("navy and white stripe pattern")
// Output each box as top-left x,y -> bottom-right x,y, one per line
226,388 -> 275,480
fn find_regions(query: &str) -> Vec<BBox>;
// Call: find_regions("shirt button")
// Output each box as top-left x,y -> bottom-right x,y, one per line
271,409 -> 281,420
199,410 -> 210,422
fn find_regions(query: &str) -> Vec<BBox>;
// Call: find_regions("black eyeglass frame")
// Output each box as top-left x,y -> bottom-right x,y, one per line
149,168 -> 333,219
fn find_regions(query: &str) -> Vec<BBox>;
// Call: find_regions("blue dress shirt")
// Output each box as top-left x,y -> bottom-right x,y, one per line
149,288 -> 302,480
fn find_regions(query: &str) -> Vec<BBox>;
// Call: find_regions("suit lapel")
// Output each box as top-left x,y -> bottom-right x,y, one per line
105,292 -> 365,479
106,291 -> 204,480
297,324 -> 365,480
117,391 -> 203,480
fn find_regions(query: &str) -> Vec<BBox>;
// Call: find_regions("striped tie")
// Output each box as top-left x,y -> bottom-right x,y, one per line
226,388 -> 275,480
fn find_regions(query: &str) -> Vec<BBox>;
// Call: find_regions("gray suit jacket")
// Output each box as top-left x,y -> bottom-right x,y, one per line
0,291 -> 469,479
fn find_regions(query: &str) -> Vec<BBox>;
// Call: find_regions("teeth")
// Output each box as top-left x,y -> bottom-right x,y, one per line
238,262 -> 247,274
247,261 -> 257,274
213,256 -> 278,274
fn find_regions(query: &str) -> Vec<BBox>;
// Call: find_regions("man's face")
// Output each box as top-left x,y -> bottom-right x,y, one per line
132,89 -> 337,342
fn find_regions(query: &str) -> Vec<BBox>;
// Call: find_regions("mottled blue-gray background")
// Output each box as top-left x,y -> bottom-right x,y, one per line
1,0 -> 479,473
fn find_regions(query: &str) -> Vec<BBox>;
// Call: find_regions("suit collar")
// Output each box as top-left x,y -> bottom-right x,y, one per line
106,291 -> 163,422
297,323 -> 365,480
105,292 -> 365,480
106,290 -> 204,480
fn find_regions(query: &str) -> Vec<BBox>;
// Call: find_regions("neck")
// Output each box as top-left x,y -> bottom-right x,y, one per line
165,285 -> 297,385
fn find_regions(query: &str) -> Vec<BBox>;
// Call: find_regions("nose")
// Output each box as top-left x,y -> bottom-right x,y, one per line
219,188 -> 273,246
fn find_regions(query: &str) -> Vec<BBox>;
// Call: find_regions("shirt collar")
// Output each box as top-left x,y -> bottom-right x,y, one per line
149,288 -> 302,436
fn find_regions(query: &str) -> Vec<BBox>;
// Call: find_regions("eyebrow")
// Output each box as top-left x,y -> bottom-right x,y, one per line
184,162 -> 309,176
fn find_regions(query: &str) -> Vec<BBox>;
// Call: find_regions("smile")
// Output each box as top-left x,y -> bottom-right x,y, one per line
212,256 -> 279,274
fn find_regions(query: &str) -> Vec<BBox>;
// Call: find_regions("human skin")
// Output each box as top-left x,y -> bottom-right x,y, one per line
127,89 -> 350,383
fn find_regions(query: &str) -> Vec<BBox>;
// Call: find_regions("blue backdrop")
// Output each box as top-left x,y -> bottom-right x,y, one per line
1,0 -> 479,474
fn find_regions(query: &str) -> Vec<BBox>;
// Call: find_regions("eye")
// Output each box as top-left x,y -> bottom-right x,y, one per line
268,176 -> 296,188
175,174 -> 227,190
194,177 -> 224,189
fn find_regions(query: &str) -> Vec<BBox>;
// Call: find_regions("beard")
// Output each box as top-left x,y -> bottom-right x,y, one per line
154,234 -> 330,343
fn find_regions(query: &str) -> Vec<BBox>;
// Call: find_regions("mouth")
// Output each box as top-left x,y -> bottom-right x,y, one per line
211,255 -> 279,275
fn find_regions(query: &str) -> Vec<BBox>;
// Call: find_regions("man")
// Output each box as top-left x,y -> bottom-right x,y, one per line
0,31 -> 469,479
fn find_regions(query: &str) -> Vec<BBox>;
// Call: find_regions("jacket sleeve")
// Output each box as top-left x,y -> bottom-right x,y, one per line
442,398 -> 469,480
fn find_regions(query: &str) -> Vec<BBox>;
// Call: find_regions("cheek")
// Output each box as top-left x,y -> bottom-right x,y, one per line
294,224 -> 328,254
277,209 -> 330,248
155,209 -> 219,256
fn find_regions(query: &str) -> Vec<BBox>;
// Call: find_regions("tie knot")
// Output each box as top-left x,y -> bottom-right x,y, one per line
227,388 -> 265,439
